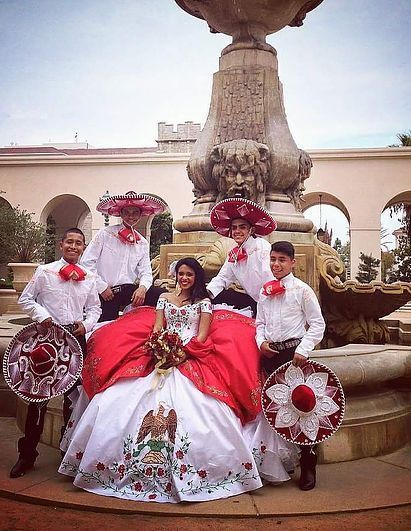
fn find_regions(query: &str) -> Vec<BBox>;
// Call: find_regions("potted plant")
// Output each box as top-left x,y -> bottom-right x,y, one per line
0,204 -> 53,295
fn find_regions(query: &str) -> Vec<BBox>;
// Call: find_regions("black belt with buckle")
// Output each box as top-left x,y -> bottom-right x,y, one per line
269,337 -> 302,351
62,323 -> 77,334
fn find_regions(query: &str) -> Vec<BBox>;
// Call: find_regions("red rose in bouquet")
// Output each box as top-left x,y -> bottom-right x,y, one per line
145,330 -> 186,368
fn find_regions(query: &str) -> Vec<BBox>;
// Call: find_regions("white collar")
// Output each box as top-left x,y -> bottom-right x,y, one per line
276,272 -> 295,286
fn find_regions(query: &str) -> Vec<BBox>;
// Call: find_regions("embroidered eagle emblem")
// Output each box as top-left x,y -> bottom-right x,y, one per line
136,404 -> 177,464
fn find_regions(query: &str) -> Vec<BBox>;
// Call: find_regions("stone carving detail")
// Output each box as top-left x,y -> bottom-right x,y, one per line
211,139 -> 270,204
186,159 -> 212,203
216,71 -> 265,145
315,238 -> 411,347
288,0 -> 324,28
285,149 -> 313,212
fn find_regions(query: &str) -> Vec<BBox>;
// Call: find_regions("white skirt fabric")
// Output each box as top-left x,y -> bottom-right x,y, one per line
59,370 -> 299,503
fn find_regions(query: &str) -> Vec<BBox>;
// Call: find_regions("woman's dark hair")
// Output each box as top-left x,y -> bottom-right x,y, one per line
175,257 -> 209,304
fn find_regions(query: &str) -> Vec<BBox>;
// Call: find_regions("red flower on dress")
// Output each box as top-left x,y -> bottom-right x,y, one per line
145,467 -> 153,476
134,482 -> 142,491
176,450 -> 184,460
75,451 -> 83,460
149,494 -> 157,500
180,309 -> 186,315
125,452 -> 132,461
260,445 -> 267,453
96,462 -> 106,471
118,464 -> 125,475
165,482 -> 172,492
180,464 -> 187,474
197,469 -> 207,479
243,462 -> 253,471
157,468 -> 165,477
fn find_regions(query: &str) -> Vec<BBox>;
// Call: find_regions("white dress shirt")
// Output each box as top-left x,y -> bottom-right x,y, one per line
255,272 -> 325,358
18,258 -> 101,333
207,236 -> 273,302
80,224 -> 153,294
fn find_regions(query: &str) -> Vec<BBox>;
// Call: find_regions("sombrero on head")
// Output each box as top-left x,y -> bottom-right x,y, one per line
97,191 -> 167,217
210,198 -> 277,237
262,360 -> 345,445
3,322 -> 83,403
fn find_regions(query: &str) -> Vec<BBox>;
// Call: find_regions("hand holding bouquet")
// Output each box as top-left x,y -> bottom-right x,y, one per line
145,330 -> 186,369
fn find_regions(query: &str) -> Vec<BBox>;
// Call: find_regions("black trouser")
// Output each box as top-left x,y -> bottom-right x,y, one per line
99,284 -> 167,322
212,288 -> 257,317
17,333 -> 87,463
262,346 -> 296,376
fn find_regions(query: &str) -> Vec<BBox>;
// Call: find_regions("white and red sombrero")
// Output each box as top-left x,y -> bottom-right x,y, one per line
96,191 -> 167,217
3,322 -> 83,403
210,198 -> 277,237
262,360 -> 345,445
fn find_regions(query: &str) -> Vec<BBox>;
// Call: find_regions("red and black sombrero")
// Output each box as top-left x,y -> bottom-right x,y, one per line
262,360 -> 345,445
3,322 -> 83,403
210,198 -> 277,237
96,191 -> 167,217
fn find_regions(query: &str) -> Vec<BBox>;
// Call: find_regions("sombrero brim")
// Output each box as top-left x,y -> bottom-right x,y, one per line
3,322 -> 83,403
262,360 -> 345,445
210,198 -> 277,237
97,194 -> 167,217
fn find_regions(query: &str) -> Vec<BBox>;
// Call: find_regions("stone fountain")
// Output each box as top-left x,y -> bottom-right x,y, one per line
158,0 -> 411,462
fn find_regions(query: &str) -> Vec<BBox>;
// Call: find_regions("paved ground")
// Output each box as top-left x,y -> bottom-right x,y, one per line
0,497 -> 410,530
1,417 -> 411,530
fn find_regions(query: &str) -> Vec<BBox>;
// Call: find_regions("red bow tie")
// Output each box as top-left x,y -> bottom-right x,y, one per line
262,280 -> 285,297
228,246 -> 248,263
118,227 -> 140,244
59,263 -> 86,282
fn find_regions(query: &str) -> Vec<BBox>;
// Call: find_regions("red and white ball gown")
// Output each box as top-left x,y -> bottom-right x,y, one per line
59,299 -> 298,503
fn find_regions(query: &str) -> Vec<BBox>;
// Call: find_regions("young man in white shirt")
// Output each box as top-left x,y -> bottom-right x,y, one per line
81,192 -> 167,321
256,240 -> 325,491
11,228 -> 101,478
207,198 -> 277,316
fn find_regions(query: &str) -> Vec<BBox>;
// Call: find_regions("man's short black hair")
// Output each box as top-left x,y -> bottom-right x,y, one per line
61,228 -> 86,244
271,241 -> 295,259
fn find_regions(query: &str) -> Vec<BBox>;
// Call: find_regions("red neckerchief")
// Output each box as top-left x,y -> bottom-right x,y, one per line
228,246 -> 247,263
118,227 -> 140,244
59,263 -> 86,282
262,280 -> 285,296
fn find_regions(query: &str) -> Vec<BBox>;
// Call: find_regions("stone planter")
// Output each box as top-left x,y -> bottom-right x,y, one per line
7,262 -> 39,296
0,288 -> 18,315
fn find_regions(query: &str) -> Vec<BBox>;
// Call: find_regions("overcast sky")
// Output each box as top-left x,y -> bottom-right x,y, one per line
1,0 -> 410,149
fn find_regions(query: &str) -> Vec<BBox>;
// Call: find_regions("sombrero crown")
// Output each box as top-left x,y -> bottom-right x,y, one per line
97,191 -> 167,217
210,198 -> 277,237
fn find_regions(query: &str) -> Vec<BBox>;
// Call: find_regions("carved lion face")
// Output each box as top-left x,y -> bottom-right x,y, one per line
211,139 -> 270,204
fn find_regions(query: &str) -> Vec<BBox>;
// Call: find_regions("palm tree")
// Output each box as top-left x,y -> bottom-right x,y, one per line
388,131 -> 411,243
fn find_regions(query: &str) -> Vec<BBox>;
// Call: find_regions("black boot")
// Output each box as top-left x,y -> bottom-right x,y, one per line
299,446 -> 317,491
10,457 -> 35,478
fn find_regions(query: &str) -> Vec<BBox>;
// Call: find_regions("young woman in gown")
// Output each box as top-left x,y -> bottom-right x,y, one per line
59,258 -> 298,503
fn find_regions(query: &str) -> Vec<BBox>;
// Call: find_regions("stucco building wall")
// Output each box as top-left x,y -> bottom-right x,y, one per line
1,147 -> 410,279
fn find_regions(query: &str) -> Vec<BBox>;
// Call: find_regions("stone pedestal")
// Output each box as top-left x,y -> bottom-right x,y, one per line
174,45 -> 313,235
0,289 -> 18,315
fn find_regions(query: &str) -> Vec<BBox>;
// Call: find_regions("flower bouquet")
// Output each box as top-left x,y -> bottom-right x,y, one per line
145,330 -> 186,369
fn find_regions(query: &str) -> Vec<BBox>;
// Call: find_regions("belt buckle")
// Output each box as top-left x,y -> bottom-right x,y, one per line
111,285 -> 122,295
